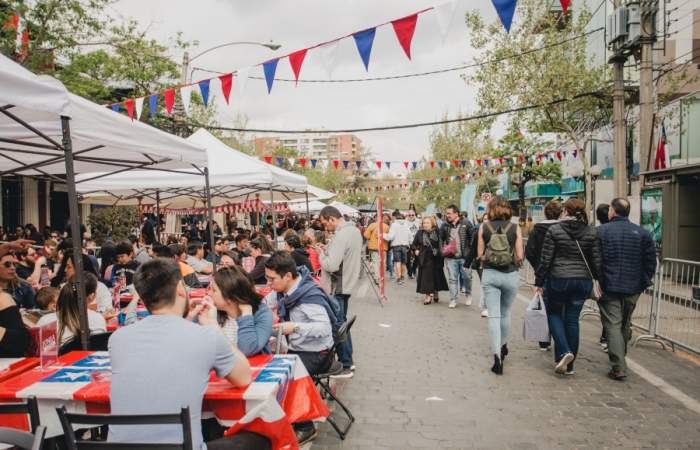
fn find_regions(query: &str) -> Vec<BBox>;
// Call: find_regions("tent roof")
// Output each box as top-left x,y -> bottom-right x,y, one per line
76,129 -> 310,206
289,200 -> 328,213
329,201 -> 360,215
0,55 -> 207,178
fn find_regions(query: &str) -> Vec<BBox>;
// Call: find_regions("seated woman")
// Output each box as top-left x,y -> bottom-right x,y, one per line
210,266 -> 272,356
247,238 -> 271,285
0,291 -> 30,357
52,251 -> 113,314
219,251 -> 240,269
37,273 -> 107,346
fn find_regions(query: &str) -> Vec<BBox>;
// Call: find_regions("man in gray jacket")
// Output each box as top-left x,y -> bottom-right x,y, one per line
318,206 -> 362,378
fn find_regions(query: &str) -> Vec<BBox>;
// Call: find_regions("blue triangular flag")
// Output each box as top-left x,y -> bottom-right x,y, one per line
198,79 -> 210,106
353,28 -> 376,71
438,161 -> 445,169
148,94 -> 158,118
411,161 -> 418,170
111,104 -> 120,112
460,160 -> 467,168
310,159 -> 318,169
385,161 -> 391,169
342,160 -> 350,170
355,160 -> 362,170
491,0 -> 517,33
484,159 -> 490,166
263,59 -> 279,94
276,157 -> 285,166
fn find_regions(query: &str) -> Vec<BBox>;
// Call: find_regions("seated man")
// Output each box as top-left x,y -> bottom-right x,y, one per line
264,251 -> 338,445
109,258 -> 268,449
233,234 -> 251,259
186,241 -> 213,275
108,241 -> 140,288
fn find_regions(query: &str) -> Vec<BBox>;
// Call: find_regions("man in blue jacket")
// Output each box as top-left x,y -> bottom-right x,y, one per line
597,198 -> 657,381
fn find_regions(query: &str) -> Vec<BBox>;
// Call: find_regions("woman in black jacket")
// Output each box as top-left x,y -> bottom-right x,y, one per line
535,198 -> 602,375
412,217 -> 448,305
0,291 -> 30,357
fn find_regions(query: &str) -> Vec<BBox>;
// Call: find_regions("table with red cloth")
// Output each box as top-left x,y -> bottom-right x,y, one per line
0,351 -> 328,450
0,358 -> 38,383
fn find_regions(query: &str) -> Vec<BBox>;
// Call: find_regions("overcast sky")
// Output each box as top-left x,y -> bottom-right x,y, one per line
109,0 -> 501,162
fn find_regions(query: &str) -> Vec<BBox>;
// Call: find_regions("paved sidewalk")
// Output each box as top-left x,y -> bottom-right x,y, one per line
311,275 -> 700,449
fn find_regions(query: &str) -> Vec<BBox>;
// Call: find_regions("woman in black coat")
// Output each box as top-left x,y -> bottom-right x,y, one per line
412,216 -> 448,305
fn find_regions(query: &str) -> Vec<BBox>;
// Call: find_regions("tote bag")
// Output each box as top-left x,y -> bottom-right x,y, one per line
523,294 -> 550,342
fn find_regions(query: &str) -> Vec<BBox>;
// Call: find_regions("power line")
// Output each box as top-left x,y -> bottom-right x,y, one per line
184,91 -> 602,134
191,28 -> 604,84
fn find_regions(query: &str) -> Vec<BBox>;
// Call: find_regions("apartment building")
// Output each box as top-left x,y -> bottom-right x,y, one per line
255,133 -> 363,161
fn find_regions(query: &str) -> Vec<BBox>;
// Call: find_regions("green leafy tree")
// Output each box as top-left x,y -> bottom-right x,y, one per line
88,206 -> 140,245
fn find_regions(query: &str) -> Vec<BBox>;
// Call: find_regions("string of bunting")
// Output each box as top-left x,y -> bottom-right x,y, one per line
139,200 -> 288,216
262,149 -> 579,171
104,0 -> 573,120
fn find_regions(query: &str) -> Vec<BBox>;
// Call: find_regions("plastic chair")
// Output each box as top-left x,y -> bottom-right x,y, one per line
312,315 -> 357,440
0,425 -> 46,450
0,396 -> 40,432
56,405 -> 193,450
58,331 -> 113,355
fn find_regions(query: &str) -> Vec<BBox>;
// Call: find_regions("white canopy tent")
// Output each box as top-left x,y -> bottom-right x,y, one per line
289,200 -> 327,214
329,201 -> 360,216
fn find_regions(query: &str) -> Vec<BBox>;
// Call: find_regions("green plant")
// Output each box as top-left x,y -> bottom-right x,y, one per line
88,206 -> 140,245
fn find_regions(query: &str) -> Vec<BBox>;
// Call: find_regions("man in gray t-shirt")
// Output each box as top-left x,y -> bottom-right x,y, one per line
108,258 -> 264,450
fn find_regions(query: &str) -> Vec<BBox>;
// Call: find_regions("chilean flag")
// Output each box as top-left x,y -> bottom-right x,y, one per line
654,121 -> 670,170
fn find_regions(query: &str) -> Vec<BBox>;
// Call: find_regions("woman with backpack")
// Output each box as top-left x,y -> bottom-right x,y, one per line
477,196 -> 524,375
534,198 -> 602,375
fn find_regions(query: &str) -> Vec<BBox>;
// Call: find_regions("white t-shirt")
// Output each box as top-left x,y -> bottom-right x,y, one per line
36,310 -> 107,345
94,282 -> 113,313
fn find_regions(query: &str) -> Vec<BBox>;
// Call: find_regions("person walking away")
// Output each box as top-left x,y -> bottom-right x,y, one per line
412,217 -> 448,304
534,199 -> 601,375
469,212 -> 488,318
440,205 -> 474,308
595,203 -> 611,352
384,213 -> 412,285
363,216 -> 389,284
477,196 -> 523,375
597,198 -> 656,381
317,206 -> 362,378
525,200 -> 562,351
405,210 -> 419,279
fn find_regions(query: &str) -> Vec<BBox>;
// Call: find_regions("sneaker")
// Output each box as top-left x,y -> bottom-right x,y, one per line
448,300 -> 457,309
607,369 -> 627,381
565,369 -> 576,376
464,295 -> 472,306
330,368 -> 354,379
350,365 -> 356,371
555,352 -> 574,374
295,426 -> 318,445
397,277 -> 404,285
480,309 -> 488,318
600,341 -> 609,353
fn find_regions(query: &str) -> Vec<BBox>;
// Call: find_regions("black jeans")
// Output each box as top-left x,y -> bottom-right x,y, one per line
288,350 -> 332,433
202,419 -> 271,449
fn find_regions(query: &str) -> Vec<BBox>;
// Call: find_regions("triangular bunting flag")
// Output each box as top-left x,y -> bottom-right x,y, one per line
135,97 -> 144,120
412,161 -> 418,170
263,59 -> 279,94
355,160 -> 362,170
298,158 -> 307,168
198,79 -> 210,106
434,1 -> 458,42
391,14 -> 418,60
148,94 -> 158,118
429,161 -> 436,168
332,160 -> 340,169
438,161 -> 444,169
164,88 -> 175,114
219,73 -> 233,104
276,157 -> 285,166
310,159 -> 318,169
180,85 -> 192,115
385,161 -> 391,169
491,0 -> 518,33
237,67 -> 251,96
375,161 -> 382,169
287,157 -> 295,167
452,160 -> 459,168
125,98 -> 135,120
342,160 -> 350,170
353,28 -> 376,71
264,156 -> 273,164
288,49 -> 308,84
461,160 -> 467,168
560,0 -> 571,13
321,159 -> 329,170
403,161 -> 409,169
317,41 -> 340,79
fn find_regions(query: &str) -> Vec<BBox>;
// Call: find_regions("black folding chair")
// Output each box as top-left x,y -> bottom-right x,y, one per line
0,425 -> 46,450
56,405 -> 193,450
59,332 -> 113,355
0,396 -> 40,432
312,315 -> 356,440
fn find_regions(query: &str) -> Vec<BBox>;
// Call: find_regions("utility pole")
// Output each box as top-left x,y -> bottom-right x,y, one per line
181,51 -> 189,84
638,0 -> 656,182
612,56 -> 628,197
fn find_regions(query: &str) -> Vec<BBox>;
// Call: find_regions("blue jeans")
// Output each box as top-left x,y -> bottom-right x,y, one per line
335,294 -> 353,368
545,278 -> 592,364
445,258 -> 471,302
482,269 -> 519,354
386,249 -> 393,276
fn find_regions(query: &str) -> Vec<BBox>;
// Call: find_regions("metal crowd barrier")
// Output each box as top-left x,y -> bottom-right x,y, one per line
632,258 -> 700,355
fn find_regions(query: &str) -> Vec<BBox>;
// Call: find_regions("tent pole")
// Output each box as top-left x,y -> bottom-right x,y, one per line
155,190 -> 161,243
204,168 -> 217,273
269,185 -> 277,244
305,191 -> 310,221
62,116 -> 90,351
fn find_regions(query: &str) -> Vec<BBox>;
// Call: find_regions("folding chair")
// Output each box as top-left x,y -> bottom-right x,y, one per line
312,315 -> 356,440
59,331 -> 113,355
0,396 -> 40,432
56,405 -> 193,450
0,425 -> 46,450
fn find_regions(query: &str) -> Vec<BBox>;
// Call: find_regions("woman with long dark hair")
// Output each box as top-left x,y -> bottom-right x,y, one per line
37,273 -> 107,345
211,266 -> 273,356
412,216 -> 448,305
51,251 -> 113,313
535,198 -> 602,375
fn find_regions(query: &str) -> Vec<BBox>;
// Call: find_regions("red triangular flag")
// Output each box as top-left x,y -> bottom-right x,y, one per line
556,151 -> 562,161
375,161 -> 382,169
219,73 -> 233,104
403,161 -> 409,169
125,98 -> 135,120
332,160 -> 340,169
560,0 -> 571,13
264,156 -> 273,164
288,49 -> 308,84
429,161 -> 436,168
298,158 -> 307,168
391,14 -> 418,60
164,88 -> 175,114
452,160 -> 459,168
476,159 -> 482,166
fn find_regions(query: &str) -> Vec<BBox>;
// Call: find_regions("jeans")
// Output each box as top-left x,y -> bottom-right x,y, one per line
386,249 -> 393,276
598,292 -> 640,372
368,251 -> 381,282
545,278 -> 592,365
335,294 -> 353,368
445,258 -> 471,302
482,269 -> 519,354
407,249 -> 417,277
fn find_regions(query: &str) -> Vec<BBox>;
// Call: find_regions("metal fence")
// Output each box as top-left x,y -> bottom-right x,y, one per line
632,258 -> 700,355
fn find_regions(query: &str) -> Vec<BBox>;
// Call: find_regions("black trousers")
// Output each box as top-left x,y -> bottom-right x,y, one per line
288,350 -> 332,433
201,419 -> 271,450
407,249 -> 417,277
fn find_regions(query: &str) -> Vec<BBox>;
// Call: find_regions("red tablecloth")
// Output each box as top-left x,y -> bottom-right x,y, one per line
0,358 -> 38,383
0,351 -> 327,450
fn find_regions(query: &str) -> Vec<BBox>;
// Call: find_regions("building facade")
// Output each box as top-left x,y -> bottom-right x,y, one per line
254,133 -> 363,161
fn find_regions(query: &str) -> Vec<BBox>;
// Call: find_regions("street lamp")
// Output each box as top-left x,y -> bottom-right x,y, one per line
590,164 -> 602,223
181,41 -> 281,83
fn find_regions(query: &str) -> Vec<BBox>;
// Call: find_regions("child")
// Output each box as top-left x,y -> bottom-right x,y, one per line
23,287 -> 59,325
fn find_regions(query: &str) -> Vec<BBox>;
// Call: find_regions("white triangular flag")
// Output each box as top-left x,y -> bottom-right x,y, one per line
237,67 -> 251,96
317,41 -> 340,80
321,159 -> 329,170
434,1 -> 458,43
288,157 -> 295,168
180,85 -> 193,116
135,97 -> 144,120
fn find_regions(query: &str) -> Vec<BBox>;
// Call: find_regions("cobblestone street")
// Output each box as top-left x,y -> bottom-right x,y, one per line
312,275 -> 700,450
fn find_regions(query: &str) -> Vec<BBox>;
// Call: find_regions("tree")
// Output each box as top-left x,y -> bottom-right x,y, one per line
88,206 -> 140,245
464,0 -> 610,214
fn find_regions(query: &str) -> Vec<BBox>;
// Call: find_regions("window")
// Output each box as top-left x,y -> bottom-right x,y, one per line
680,97 -> 700,163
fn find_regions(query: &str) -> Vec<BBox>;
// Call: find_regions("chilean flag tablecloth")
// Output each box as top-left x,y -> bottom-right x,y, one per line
0,351 -> 328,450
